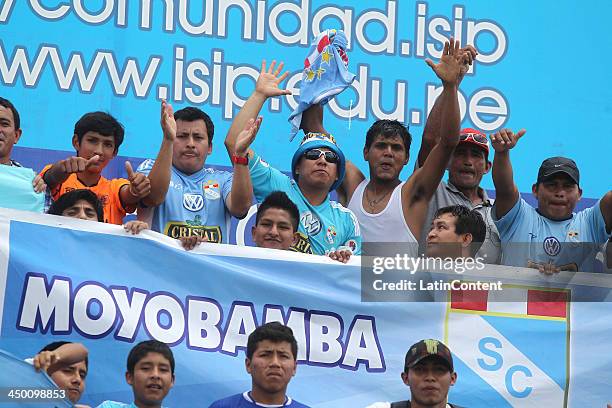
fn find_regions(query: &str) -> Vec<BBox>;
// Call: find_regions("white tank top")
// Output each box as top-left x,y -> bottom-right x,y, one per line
347,179 -> 417,246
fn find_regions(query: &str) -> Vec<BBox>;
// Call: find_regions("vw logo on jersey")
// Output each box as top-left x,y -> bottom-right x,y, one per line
543,236 -> 561,256
300,211 -> 322,235
183,193 -> 204,212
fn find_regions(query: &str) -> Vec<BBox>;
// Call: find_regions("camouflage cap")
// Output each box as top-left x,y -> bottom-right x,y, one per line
404,339 -> 454,372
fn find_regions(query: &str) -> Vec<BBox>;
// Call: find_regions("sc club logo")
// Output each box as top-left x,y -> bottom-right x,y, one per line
543,236 -> 561,256
326,225 -> 337,244
203,180 -> 220,200
301,211 -> 321,235
183,193 -> 204,212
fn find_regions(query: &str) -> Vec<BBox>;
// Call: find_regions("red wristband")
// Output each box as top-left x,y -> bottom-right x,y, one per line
232,155 -> 248,166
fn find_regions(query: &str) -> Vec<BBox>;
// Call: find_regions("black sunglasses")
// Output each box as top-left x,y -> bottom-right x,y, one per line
303,149 -> 339,164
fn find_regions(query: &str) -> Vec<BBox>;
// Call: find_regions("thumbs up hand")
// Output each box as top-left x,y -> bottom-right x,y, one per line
125,161 -> 151,199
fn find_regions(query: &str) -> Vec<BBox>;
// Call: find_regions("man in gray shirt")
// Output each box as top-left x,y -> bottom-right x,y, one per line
417,128 -> 501,263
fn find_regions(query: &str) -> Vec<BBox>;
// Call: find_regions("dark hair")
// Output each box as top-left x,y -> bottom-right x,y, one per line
39,341 -> 88,368
174,107 -> 215,145
364,119 -> 411,153
246,322 -> 298,361
127,340 -> 175,375
0,97 -> 20,130
434,205 -> 486,256
48,189 -> 104,222
256,192 -> 300,232
74,112 -> 125,152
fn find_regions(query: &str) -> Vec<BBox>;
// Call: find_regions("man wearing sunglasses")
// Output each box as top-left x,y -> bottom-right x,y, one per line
416,128 -> 500,264
490,128 -> 612,273
224,61 -> 360,260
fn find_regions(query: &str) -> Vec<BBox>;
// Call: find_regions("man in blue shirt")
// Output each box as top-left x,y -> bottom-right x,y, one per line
491,128 -> 612,272
224,61 -> 361,259
209,322 -> 310,408
0,97 -> 46,211
138,102 -> 253,244
96,340 -> 175,408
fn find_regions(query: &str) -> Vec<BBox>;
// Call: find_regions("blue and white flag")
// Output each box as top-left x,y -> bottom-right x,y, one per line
288,29 -> 356,140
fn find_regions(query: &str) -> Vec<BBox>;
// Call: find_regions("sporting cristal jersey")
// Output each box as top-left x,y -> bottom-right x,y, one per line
138,159 -> 233,243
249,151 -> 361,255
494,198 -> 610,272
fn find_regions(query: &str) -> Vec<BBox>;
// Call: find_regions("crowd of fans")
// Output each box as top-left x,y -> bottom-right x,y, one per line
1,30 -> 611,407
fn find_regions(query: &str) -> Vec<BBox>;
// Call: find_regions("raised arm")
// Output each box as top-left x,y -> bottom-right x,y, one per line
140,100 -> 176,207
225,117 -> 262,217
418,45 -> 477,167
42,155 -> 101,189
32,342 -> 88,372
402,37 -> 463,237
224,60 -> 290,160
491,128 -> 526,218
338,160 -> 365,205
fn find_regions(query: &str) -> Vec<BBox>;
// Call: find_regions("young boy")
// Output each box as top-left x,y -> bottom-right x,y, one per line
251,191 -> 300,251
47,188 -> 149,234
96,340 -> 175,408
29,341 -> 89,406
40,111 -> 151,224
208,322 -> 310,408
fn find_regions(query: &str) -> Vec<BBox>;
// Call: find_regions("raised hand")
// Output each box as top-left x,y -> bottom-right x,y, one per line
59,155 -> 100,174
490,128 -> 526,153
255,60 -> 292,98
458,45 -> 478,83
32,350 -> 61,372
235,117 -> 262,156
425,37 -> 464,86
125,161 -> 151,199
160,100 -> 176,141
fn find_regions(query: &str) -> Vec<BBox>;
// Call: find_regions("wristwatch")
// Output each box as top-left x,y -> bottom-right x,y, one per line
232,155 -> 248,165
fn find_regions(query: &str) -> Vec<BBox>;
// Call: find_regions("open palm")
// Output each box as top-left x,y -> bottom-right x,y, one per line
235,117 -> 263,155
256,60 -> 292,97
426,37 -> 463,85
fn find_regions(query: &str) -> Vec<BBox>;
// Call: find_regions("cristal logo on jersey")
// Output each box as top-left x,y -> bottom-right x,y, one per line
289,232 -> 314,254
203,180 -> 220,200
164,218 -> 222,244
543,236 -> 561,256
183,193 -> 204,212
301,211 -> 322,235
